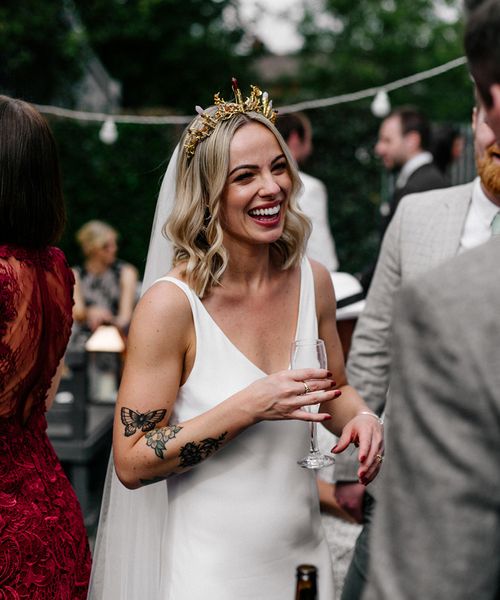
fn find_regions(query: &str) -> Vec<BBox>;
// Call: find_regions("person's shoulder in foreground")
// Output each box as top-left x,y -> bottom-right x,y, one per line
363,235 -> 500,600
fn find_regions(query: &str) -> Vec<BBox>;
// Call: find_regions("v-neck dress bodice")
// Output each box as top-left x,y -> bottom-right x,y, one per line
155,258 -> 334,599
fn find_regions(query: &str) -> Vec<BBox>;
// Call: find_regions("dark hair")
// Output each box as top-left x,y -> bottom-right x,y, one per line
275,112 -> 310,143
465,0 -> 500,107
0,95 -> 65,247
464,0 -> 487,12
431,123 -> 461,174
390,106 -> 431,151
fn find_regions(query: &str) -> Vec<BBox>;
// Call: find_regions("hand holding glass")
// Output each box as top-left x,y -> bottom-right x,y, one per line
291,338 -> 335,469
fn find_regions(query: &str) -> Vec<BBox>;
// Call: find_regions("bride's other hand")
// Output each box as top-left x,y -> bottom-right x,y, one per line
332,413 -> 384,485
241,368 -> 341,424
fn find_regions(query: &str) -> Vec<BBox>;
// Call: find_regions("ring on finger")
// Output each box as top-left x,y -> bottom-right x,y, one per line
302,381 -> 311,395
375,454 -> 384,464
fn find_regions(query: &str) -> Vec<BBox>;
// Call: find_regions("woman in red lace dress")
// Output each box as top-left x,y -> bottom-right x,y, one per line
0,96 -> 91,598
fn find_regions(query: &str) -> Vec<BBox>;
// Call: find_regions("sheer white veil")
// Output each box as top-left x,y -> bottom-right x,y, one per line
88,145 -> 180,599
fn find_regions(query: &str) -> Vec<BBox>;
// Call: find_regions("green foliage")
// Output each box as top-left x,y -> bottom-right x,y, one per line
0,0 -> 83,104
305,104 -> 382,274
75,0 -> 252,111
52,118 -> 179,275
294,0 -> 471,122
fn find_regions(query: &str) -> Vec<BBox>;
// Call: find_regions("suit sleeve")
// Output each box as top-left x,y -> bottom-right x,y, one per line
364,273 -> 500,600
333,200 -> 404,481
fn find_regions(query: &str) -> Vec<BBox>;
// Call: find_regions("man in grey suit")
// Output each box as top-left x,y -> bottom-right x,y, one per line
336,103 -> 500,599
363,234 -> 500,600
360,3 -> 500,597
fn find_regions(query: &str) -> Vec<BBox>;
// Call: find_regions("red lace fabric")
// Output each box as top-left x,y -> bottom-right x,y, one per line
0,245 -> 91,599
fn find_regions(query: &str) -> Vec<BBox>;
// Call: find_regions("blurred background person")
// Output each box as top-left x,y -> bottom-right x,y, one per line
73,219 -> 138,335
0,94 -> 91,598
375,106 -> 449,228
276,112 -> 339,272
72,220 -> 138,402
360,106 -> 450,292
431,122 -> 465,181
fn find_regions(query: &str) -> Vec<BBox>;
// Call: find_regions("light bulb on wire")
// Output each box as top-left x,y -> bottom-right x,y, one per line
371,90 -> 391,118
99,118 -> 118,144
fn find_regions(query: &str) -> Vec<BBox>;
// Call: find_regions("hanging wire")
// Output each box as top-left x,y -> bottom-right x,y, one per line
34,56 -> 468,124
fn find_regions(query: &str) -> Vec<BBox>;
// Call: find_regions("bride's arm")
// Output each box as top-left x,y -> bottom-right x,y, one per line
113,280 -> 338,489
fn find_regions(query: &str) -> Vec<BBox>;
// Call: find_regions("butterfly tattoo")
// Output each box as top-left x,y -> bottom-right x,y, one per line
120,407 -> 167,437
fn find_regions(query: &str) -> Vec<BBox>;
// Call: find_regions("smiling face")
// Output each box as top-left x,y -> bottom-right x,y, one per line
220,121 -> 292,250
474,104 -> 500,202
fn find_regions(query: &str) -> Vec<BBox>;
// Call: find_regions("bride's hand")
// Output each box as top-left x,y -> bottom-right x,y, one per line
242,368 -> 341,424
332,413 -> 384,485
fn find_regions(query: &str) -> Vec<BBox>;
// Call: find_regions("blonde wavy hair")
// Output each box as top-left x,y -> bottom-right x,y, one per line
165,110 -> 310,298
76,220 -> 117,257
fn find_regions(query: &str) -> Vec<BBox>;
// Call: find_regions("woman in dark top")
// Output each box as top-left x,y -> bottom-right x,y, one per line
73,220 -> 138,335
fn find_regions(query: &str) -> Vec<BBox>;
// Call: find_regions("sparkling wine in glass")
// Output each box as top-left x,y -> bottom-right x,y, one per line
291,338 -> 335,469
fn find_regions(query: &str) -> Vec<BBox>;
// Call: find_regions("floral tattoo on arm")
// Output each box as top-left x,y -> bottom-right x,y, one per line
145,424 -> 183,459
179,432 -> 228,468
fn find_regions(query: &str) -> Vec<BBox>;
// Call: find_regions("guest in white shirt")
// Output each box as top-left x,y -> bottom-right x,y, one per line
276,112 -> 339,272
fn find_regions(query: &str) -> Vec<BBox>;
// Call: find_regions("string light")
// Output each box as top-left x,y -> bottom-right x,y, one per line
371,90 -> 391,117
99,118 -> 118,144
34,56 -> 468,143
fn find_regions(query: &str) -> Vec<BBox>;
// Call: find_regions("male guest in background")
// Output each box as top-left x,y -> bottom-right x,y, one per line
276,112 -> 339,272
336,102 -> 500,600
360,106 -> 449,291
363,235 -> 500,600
375,106 -> 449,227
465,0 -> 500,142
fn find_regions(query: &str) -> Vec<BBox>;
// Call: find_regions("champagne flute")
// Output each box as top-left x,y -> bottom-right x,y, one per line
291,338 -> 335,469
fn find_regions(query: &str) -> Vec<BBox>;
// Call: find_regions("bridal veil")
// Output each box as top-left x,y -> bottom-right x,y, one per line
88,145 -> 179,599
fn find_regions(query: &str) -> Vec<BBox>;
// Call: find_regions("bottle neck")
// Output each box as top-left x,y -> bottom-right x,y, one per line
295,582 -> 317,600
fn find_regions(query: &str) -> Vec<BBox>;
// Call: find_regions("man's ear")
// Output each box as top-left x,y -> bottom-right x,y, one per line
404,130 -> 421,154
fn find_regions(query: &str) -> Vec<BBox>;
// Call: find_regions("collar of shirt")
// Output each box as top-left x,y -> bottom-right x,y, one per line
396,151 -> 434,189
459,177 -> 500,252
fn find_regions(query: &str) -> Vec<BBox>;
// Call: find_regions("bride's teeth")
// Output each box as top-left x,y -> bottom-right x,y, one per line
250,205 -> 280,216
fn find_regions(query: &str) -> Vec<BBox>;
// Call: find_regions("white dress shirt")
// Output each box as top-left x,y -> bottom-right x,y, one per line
298,171 -> 339,272
459,177 -> 500,253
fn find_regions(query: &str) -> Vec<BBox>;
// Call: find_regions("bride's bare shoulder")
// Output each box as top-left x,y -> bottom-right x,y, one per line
135,267 -> 192,330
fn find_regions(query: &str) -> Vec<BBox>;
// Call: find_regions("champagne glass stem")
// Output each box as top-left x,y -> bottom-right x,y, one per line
309,422 -> 319,454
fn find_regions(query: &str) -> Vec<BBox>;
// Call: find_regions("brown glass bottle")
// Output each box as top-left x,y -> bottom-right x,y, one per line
295,564 -> 318,600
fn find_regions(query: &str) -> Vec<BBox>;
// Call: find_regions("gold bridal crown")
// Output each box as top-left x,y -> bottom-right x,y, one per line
183,78 -> 277,158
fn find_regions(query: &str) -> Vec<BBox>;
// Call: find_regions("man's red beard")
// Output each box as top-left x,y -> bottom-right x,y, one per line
476,144 -> 500,198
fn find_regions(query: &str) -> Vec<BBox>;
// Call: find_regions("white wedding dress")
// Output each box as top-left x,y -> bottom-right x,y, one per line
157,257 -> 333,599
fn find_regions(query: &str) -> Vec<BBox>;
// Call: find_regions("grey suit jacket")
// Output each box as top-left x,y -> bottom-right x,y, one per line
335,182 -> 473,482
364,235 -> 500,599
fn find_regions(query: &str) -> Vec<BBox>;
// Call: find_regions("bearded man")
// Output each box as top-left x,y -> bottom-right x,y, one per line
336,102 -> 500,600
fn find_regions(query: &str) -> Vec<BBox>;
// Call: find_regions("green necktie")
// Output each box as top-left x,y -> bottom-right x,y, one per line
492,212 -> 500,236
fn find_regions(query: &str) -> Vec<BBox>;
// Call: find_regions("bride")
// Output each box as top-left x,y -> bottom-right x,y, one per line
89,81 -> 383,599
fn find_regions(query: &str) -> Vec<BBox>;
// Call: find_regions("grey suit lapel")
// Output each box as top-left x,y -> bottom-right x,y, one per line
423,183 -> 472,266
436,185 -> 472,259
